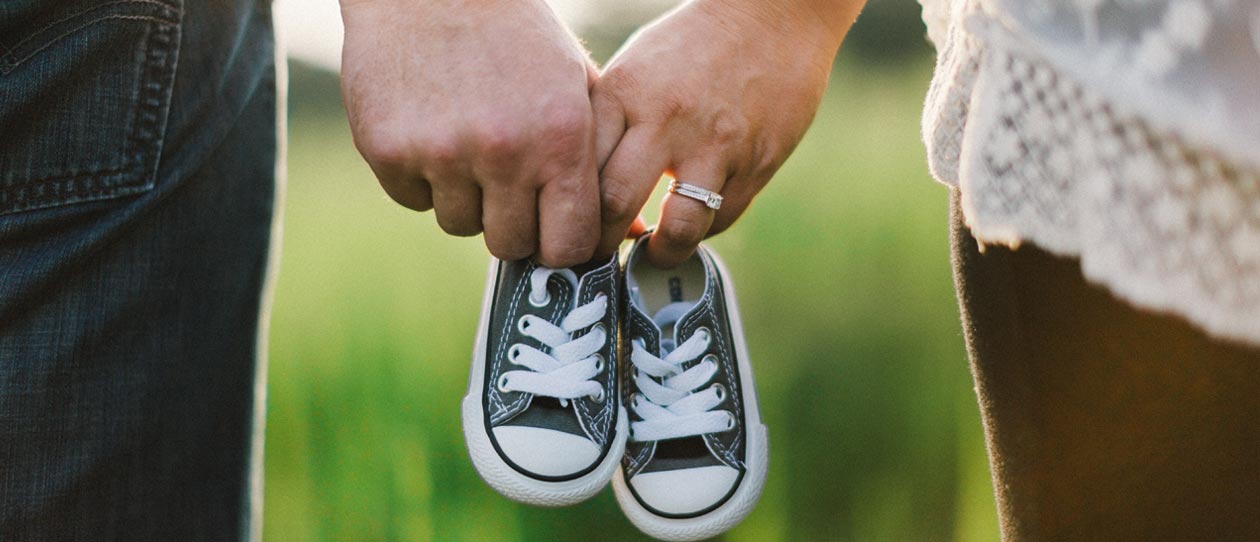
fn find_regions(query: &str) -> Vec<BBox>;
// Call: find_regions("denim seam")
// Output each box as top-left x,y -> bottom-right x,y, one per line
0,0 -> 178,69
0,9 -> 181,216
2,15 -> 176,73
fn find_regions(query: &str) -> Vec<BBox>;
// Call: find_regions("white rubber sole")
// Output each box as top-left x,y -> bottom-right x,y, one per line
612,248 -> 769,541
462,258 -> 628,507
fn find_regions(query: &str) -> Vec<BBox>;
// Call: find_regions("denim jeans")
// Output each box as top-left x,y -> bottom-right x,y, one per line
0,1 -> 279,540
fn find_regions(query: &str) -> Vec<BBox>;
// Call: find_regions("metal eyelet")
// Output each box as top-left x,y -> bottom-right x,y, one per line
630,393 -> 641,409
517,316 -> 533,334
695,327 -> 711,342
712,383 -> 727,402
508,344 -> 523,362
528,290 -> 551,307
592,353 -> 605,373
724,410 -> 737,431
702,353 -> 719,367
496,374 -> 512,393
588,387 -> 606,403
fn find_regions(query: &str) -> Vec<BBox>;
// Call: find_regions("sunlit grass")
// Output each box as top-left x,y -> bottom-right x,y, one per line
264,59 -> 999,542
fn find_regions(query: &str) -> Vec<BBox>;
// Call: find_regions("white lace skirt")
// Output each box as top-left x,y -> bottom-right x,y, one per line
920,0 -> 1260,345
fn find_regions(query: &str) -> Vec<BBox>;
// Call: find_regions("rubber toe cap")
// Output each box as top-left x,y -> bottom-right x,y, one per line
492,426 -> 601,478
629,465 -> 740,516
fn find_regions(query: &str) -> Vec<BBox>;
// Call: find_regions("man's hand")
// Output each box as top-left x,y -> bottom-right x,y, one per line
340,0 -> 601,266
592,0 -> 862,267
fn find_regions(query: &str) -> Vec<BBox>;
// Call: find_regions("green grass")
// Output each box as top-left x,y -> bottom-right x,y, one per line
264,60 -> 999,542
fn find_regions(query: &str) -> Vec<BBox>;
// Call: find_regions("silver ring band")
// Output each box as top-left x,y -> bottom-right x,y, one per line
668,180 -> 723,210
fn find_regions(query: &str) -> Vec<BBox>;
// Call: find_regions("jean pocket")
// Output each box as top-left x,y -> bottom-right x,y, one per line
0,0 -> 183,216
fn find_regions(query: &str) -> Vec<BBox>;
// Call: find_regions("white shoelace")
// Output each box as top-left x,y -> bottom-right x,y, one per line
629,302 -> 734,442
497,267 -> 607,405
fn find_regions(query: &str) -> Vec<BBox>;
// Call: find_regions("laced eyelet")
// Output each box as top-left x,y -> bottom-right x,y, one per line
724,411 -> 737,431
592,353 -> 605,373
712,383 -> 727,402
695,327 -> 711,342
517,316 -> 533,334
702,353 -> 719,367
588,387 -> 605,403
528,290 -> 551,307
497,374 -> 512,393
508,344 -> 523,362
630,393 -> 641,409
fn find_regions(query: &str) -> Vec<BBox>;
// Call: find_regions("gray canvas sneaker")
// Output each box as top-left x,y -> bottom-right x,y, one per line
612,235 -> 768,541
462,253 -> 627,506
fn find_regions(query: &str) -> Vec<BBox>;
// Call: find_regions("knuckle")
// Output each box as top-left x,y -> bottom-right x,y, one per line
750,140 -> 789,176
379,179 -> 433,212
472,121 -> 526,164
541,235 -> 597,267
600,184 -> 637,223
658,92 -> 696,120
417,135 -> 462,170
539,107 -> 588,149
658,214 -> 708,248
436,213 -> 481,237
710,115 -> 749,146
355,122 -> 413,168
487,237 -> 535,262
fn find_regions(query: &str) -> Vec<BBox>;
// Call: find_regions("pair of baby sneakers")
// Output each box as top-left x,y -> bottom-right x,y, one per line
462,234 -> 768,541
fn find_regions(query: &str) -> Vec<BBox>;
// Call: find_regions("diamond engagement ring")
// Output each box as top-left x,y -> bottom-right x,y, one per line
668,180 -> 723,210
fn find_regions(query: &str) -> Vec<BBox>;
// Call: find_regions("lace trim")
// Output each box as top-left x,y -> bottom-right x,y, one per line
923,10 -> 1260,346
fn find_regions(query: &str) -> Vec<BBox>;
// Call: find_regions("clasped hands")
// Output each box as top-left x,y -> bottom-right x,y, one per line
341,0 -> 857,268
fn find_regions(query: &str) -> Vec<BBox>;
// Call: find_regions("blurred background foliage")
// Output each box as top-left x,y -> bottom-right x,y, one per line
265,1 -> 999,540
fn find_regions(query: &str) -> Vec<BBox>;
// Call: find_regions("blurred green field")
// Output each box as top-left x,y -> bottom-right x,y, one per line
263,57 -> 1000,541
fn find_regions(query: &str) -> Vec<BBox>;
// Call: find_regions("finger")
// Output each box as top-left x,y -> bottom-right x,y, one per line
377,173 -> 434,212
591,86 -> 626,172
431,180 -> 483,237
596,126 -> 671,258
707,175 -> 769,236
481,184 -> 539,261
537,159 -> 599,268
647,159 -> 727,268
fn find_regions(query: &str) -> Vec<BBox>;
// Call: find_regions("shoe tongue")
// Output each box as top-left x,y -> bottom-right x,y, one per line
567,252 -> 618,307
652,301 -> 698,353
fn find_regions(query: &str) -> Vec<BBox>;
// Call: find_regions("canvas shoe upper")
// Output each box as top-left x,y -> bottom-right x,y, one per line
613,235 -> 768,541
462,253 -> 626,506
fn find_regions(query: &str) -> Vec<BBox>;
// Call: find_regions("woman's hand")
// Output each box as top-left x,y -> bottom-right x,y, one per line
340,0 -> 602,266
592,0 -> 861,266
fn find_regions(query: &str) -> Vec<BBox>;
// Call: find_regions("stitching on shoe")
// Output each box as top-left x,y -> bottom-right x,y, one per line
572,262 -> 616,446
679,263 -> 744,469
489,261 -> 535,425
